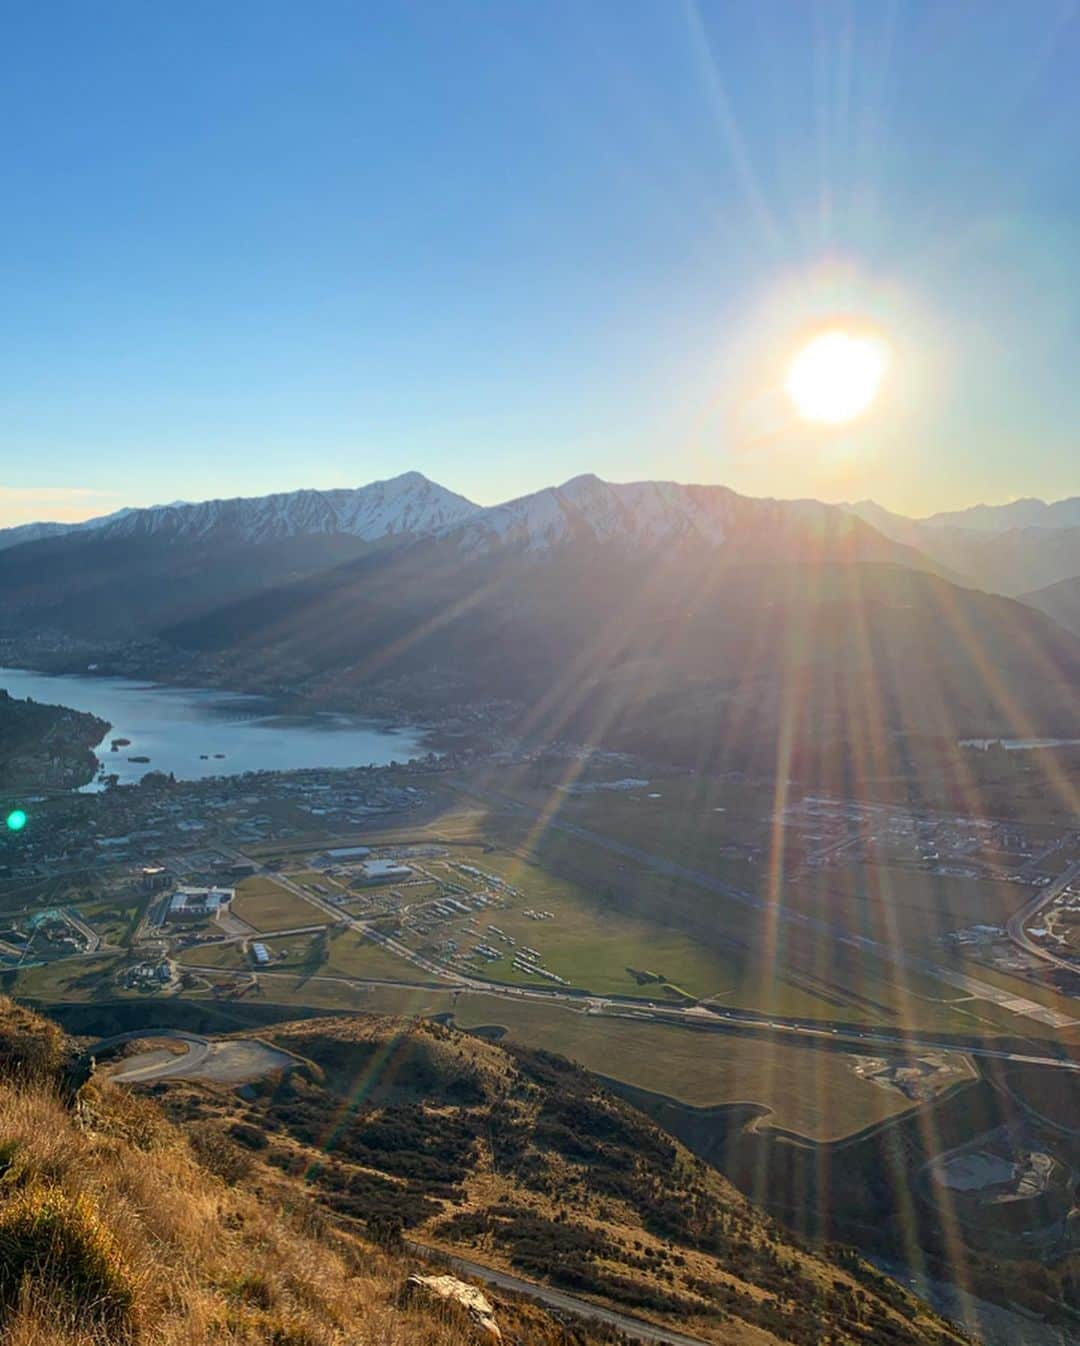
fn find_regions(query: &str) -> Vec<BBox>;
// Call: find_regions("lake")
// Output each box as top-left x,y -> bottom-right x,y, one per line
0,666 -> 429,789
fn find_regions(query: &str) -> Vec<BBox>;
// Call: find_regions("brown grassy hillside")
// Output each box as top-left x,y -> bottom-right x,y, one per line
0,996 -> 638,1346
139,1014 -> 967,1346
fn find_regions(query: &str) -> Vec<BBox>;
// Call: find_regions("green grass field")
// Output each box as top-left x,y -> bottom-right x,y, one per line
435,846 -> 753,999
177,941 -> 249,970
433,780 -> 1080,1039
285,869 -> 347,897
231,877 -> 325,932
451,997 -> 950,1141
322,927 -> 441,983
179,925 -> 431,984
7,952 -> 122,1001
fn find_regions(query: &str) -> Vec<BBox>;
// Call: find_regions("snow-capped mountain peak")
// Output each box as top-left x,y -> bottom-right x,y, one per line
441,474 -> 871,557
0,472 -> 480,550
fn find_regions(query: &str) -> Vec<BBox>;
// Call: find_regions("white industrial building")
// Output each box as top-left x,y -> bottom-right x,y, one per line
320,845 -> 371,864
359,858 -> 412,883
165,887 -> 234,922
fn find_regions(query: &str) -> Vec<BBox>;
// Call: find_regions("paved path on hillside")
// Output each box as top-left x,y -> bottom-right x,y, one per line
85,1028 -> 295,1084
85,1029 -> 212,1080
406,1241 -> 710,1346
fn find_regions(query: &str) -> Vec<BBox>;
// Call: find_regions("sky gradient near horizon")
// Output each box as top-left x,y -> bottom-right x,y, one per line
2,1 -> 1079,526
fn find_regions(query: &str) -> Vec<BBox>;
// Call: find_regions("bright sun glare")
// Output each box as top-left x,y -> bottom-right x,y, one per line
785,329 -> 889,425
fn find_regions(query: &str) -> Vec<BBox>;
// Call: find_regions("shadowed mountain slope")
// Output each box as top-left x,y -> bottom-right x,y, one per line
0,473 -> 478,641
1022,574 -> 1080,638
166,531 -> 1080,767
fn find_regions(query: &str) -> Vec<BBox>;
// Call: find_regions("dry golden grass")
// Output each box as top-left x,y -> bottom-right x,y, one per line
0,996 -> 644,1346
0,998 -> 967,1346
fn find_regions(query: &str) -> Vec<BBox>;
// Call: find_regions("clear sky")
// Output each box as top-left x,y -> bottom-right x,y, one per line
2,1 -> 1078,526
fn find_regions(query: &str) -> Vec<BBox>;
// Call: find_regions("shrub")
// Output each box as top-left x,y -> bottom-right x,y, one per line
187,1121 -> 254,1184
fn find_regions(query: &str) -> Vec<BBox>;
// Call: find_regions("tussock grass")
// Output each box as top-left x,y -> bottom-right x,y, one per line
0,997 -> 615,1346
0,1182 -> 137,1336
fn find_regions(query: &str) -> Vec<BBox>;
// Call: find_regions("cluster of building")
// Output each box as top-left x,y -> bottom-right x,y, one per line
118,958 -> 175,990
316,846 -> 414,887
782,794 -> 1062,883
0,765 -> 428,886
0,909 -> 94,964
511,946 -> 567,984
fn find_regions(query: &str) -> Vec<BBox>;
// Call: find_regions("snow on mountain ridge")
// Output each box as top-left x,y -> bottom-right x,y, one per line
0,473 -> 480,549
0,507 -> 137,552
920,496 -> 1080,531
443,474 -> 868,555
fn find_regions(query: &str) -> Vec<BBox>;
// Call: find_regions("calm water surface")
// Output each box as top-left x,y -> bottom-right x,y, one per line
0,666 -> 428,789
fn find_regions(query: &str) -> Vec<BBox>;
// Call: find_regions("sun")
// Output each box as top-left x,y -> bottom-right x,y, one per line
785,329 -> 889,425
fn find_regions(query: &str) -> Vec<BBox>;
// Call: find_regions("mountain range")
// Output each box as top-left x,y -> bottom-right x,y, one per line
846,498 -> 1080,605
4,474 -> 1077,591
0,471 -> 1077,768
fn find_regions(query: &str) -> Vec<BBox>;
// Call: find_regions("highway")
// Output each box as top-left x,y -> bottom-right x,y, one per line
449,781 -> 1080,1031
181,952 -> 1080,1073
1006,860 -> 1080,975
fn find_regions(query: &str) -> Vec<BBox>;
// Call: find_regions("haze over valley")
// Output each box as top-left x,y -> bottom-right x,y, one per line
4,5 -> 1080,1345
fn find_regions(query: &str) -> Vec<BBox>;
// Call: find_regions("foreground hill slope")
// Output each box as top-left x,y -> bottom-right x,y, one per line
0,998 -> 964,1346
142,1012 -> 965,1346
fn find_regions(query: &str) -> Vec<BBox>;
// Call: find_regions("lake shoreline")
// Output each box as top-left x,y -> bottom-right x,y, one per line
0,637 -> 436,731
0,665 -> 437,791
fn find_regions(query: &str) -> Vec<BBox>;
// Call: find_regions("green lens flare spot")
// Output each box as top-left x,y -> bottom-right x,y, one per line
5,809 -> 27,832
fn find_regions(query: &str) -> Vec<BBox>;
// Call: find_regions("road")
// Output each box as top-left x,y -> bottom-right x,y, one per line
405,1241 -> 710,1346
179,953 -> 1080,1073
449,781 -> 1080,1031
84,1028 -> 212,1081
1006,860 -> 1080,974
203,817 -> 1080,1071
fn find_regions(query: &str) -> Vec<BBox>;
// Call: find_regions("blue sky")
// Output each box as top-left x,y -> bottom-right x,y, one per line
1,1 -> 1078,525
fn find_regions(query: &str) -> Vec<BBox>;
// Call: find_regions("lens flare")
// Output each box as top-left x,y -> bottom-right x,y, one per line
5,809 -> 27,832
785,329 -> 889,424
